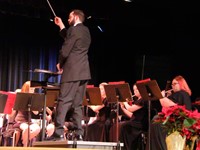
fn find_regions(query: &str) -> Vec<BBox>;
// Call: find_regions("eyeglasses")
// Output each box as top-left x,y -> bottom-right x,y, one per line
171,82 -> 179,86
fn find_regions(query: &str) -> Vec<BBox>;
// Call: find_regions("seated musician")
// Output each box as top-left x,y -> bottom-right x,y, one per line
41,103 -> 77,140
7,81 -> 41,147
83,82 -> 112,142
119,83 -> 149,150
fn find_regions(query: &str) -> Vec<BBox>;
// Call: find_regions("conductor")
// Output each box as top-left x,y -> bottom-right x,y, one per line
47,9 -> 91,141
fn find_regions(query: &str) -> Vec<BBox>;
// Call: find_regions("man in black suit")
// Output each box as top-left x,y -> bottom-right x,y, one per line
48,9 -> 91,141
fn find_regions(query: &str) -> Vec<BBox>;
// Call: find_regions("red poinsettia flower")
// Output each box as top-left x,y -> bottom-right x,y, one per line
153,105 -> 200,150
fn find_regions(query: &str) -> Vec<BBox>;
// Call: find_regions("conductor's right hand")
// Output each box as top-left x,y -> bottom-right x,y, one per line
54,16 -> 65,30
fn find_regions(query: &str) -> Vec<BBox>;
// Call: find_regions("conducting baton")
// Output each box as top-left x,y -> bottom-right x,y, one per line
46,0 -> 57,17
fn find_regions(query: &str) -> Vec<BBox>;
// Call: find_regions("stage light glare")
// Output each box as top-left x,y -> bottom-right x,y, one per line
124,0 -> 132,2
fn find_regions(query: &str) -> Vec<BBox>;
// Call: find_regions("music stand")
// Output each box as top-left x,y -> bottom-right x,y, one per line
104,83 -> 133,149
136,80 -> 163,149
83,87 -> 102,106
34,69 -> 60,82
30,80 -> 47,88
82,87 -> 103,141
31,68 -> 60,141
45,87 -> 59,107
13,92 -> 45,146
104,83 -> 133,103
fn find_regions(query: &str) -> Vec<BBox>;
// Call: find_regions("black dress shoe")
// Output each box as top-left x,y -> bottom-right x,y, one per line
45,134 -> 65,141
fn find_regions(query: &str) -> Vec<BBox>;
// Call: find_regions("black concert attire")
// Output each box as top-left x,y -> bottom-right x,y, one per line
84,98 -> 111,141
146,90 -> 192,150
52,22 -> 91,140
108,103 -> 131,142
120,98 -> 148,150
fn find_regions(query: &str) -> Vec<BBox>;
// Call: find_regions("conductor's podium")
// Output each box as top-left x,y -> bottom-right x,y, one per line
32,140 -> 124,150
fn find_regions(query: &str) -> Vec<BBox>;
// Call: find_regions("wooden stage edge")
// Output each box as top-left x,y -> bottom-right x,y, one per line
0,140 -> 124,150
0,147 -> 97,150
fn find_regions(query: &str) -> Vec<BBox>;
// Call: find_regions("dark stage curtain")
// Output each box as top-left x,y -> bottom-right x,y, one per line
0,16 -> 61,92
0,44 -> 61,91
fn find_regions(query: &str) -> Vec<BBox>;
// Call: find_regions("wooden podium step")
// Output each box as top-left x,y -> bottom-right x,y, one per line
32,140 -> 124,150
0,146 -> 96,150
0,147 -> 97,150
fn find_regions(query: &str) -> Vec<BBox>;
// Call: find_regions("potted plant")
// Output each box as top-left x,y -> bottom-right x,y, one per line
153,105 -> 200,150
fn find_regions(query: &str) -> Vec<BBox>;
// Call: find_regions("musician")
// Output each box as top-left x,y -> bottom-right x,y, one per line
119,83 -> 148,150
146,75 -> 192,150
44,107 -> 56,138
83,82 -> 111,142
7,81 -> 41,147
45,106 -> 75,139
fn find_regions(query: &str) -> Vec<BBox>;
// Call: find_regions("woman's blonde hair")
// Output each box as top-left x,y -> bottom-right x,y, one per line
21,81 -> 35,93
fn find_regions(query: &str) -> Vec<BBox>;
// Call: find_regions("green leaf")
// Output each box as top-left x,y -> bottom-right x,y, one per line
183,118 -> 196,127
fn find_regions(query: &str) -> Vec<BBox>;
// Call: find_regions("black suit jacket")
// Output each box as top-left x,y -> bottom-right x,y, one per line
58,23 -> 91,83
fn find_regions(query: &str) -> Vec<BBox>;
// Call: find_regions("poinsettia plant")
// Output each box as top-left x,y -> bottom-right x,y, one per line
153,105 -> 200,150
